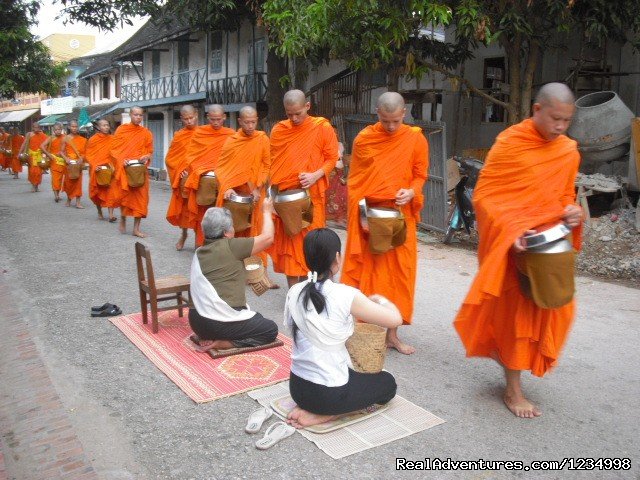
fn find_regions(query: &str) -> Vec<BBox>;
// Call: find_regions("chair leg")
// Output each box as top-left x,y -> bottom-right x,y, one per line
177,293 -> 184,318
150,294 -> 159,333
140,289 -> 148,325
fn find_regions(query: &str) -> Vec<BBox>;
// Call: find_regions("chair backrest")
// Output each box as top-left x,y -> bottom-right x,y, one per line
134,242 -> 156,290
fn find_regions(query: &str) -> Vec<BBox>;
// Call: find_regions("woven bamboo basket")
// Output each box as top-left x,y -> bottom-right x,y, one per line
346,323 -> 387,373
243,256 -> 269,296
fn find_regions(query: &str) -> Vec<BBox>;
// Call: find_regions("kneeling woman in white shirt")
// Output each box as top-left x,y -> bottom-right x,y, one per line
284,228 -> 402,429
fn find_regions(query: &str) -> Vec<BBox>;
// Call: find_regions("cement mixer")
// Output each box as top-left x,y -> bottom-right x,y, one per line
567,91 -> 634,171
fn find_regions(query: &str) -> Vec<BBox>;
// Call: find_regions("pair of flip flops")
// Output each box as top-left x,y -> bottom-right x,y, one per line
91,303 -> 122,317
245,407 -> 295,450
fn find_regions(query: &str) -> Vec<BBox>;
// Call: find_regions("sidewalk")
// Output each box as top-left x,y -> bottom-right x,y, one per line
0,272 -> 97,480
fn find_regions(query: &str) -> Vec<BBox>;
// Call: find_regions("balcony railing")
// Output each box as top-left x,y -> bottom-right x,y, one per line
207,72 -> 267,104
120,68 -> 207,103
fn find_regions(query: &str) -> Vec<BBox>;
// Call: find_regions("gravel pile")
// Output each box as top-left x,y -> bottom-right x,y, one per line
577,205 -> 640,281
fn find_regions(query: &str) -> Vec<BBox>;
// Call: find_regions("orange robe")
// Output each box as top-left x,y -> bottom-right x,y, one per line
165,127 -> 197,229
453,118 -> 583,377
1,133 -> 10,169
110,123 -> 154,217
183,125 -> 235,244
48,135 -> 66,191
11,134 -> 25,173
63,135 -> 87,199
267,116 -> 339,276
85,132 -> 114,207
341,123 -> 428,323
24,132 -> 48,186
215,129 -> 271,263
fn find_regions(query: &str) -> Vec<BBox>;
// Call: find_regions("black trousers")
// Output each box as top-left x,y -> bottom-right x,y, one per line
289,369 -> 397,416
188,308 -> 278,348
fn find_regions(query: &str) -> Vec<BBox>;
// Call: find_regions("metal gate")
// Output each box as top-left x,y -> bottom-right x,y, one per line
343,115 -> 448,232
147,119 -> 165,171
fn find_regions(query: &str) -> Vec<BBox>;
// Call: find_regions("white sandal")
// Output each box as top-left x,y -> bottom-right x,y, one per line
245,407 -> 273,434
255,421 -> 296,450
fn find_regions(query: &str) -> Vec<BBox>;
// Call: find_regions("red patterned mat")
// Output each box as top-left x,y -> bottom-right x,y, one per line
110,311 -> 292,403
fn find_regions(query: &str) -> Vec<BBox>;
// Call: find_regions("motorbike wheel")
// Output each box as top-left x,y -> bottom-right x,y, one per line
443,204 -> 458,244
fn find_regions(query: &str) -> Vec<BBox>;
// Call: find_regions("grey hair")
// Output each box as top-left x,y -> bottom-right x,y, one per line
201,207 -> 233,239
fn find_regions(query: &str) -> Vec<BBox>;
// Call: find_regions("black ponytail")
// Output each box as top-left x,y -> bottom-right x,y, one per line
297,228 -> 341,314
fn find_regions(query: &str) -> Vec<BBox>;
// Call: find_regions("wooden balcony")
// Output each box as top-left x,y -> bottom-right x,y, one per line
207,72 -> 267,105
120,68 -> 207,103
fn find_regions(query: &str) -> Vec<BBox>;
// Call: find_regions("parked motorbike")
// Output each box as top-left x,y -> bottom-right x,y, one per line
443,156 -> 484,244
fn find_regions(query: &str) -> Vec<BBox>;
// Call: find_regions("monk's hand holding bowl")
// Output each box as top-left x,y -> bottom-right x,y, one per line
563,204 -> 583,228
299,171 -> 322,188
139,155 -> 151,165
252,187 -> 261,203
512,229 -> 537,253
395,188 -> 415,206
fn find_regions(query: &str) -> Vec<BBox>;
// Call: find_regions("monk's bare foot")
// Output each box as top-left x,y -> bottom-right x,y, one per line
503,392 -> 542,419
386,328 -> 415,355
133,230 -> 147,238
176,234 -> 187,251
287,406 -> 338,429
119,218 -> 126,234
75,204 -> 85,209
267,277 -> 280,289
65,200 -> 71,207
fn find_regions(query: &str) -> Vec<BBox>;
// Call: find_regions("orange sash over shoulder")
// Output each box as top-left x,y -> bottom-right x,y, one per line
453,118 -> 582,377
215,129 -> 271,263
165,127 -> 197,229
341,123 -> 428,323
26,132 -> 48,186
183,125 -> 235,242
110,123 -> 153,216
63,135 -> 87,198
48,135 -> 66,191
267,116 -> 338,276
86,132 -> 114,207
11,134 -> 24,173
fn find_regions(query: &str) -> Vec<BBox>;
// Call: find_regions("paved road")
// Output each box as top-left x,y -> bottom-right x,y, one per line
0,172 -> 638,479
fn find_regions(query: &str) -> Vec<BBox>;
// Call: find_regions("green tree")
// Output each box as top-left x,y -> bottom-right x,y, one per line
261,0 -> 640,123
0,0 -> 67,97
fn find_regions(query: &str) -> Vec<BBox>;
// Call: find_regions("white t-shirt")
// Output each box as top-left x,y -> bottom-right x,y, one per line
284,280 -> 358,387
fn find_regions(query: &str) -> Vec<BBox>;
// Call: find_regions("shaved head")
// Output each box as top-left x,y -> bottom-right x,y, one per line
97,119 -> 111,134
535,82 -> 575,107
532,83 -> 575,141
131,106 -> 144,115
208,104 -> 225,115
283,89 -> 307,107
238,106 -> 259,136
180,104 -> 196,116
239,106 -> 258,119
376,92 -> 406,113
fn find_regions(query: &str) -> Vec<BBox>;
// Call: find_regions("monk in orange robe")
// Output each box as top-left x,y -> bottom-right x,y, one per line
110,106 -> 154,237
10,128 -> 25,179
165,105 -> 198,250
453,83 -> 584,418
40,122 -> 66,203
0,127 -> 10,171
86,119 -> 116,221
216,105 -> 278,287
342,92 -> 428,355
60,120 -> 88,208
183,104 -> 235,245
268,89 -> 339,287
18,122 -> 48,192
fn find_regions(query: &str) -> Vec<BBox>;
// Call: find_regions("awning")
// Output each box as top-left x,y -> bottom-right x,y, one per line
0,112 -> 11,122
38,114 -> 65,126
0,108 -> 39,123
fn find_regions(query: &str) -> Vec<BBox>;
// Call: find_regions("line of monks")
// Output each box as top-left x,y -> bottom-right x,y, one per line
3,84 -> 584,419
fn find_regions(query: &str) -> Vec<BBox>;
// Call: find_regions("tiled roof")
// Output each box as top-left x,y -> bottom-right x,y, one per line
114,16 -> 192,60
77,52 -> 117,79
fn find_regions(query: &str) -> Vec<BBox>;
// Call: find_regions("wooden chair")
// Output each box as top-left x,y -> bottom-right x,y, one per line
135,242 -> 191,333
